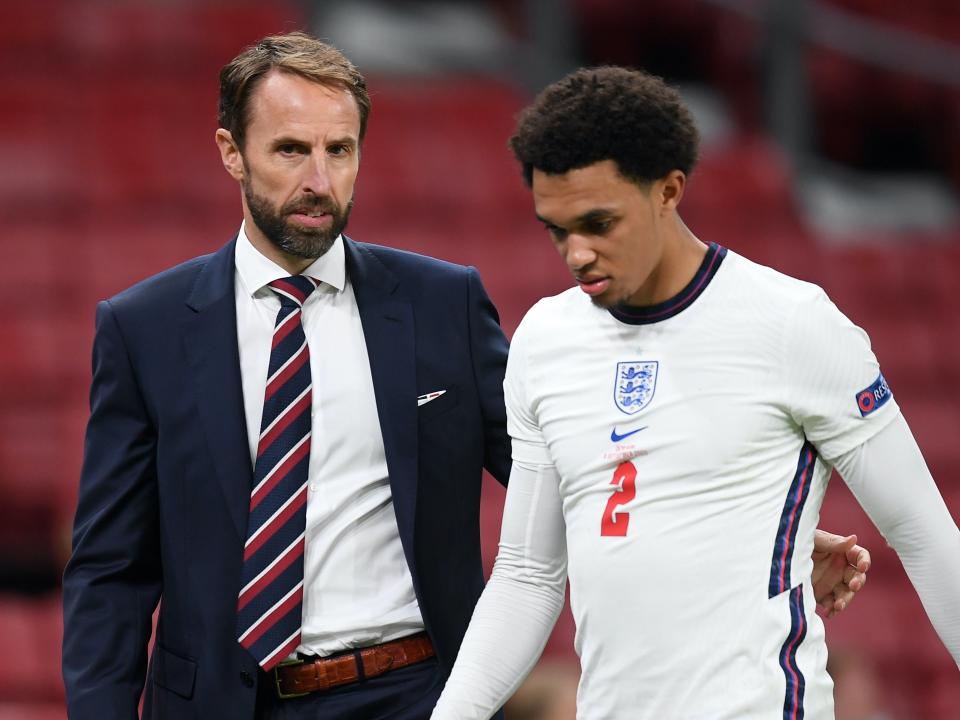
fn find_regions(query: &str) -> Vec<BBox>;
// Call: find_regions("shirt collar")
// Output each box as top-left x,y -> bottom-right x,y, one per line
235,220 -> 346,298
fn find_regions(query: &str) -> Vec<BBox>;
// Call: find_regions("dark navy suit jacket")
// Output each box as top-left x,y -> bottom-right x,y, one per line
62,237 -> 512,719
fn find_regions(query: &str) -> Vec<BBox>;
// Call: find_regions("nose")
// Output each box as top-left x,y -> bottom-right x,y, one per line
302,154 -> 332,196
564,233 -> 596,271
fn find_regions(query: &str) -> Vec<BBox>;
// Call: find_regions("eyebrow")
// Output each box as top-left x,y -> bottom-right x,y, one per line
536,208 -> 616,228
326,136 -> 358,148
270,135 -> 358,148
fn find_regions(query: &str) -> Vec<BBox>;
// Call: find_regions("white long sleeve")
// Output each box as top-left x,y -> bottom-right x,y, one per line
431,459 -> 568,719
834,412 -> 960,667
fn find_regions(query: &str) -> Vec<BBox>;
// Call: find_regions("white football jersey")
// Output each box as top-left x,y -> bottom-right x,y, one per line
504,244 -> 900,719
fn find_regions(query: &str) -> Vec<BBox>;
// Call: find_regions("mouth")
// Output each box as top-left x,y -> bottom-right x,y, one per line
575,275 -> 610,297
289,211 -> 333,228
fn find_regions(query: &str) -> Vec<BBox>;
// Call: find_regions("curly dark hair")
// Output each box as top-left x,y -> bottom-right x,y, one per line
509,66 -> 699,187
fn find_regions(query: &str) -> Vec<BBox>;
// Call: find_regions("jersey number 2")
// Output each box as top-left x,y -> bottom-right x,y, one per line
600,461 -> 637,536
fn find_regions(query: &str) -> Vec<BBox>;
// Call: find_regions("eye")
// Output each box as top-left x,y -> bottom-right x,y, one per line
277,143 -> 306,156
544,224 -> 567,242
328,143 -> 352,157
584,218 -> 613,235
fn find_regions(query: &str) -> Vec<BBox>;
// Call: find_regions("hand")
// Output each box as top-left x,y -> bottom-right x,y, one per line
811,530 -> 870,619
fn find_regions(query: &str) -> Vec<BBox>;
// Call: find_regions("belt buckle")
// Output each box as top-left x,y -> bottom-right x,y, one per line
274,656 -> 310,700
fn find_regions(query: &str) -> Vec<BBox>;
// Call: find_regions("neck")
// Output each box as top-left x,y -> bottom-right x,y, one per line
627,216 -> 707,306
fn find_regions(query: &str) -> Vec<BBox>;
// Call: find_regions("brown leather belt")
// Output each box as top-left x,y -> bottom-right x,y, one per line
273,632 -> 435,699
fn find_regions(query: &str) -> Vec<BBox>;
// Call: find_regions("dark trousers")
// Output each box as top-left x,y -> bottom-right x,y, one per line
255,657 -> 444,720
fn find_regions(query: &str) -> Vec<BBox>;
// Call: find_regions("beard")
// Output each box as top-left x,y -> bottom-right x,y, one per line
243,179 -> 352,260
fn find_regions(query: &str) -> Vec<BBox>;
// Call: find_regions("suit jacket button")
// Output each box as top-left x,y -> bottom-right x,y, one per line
240,670 -> 255,688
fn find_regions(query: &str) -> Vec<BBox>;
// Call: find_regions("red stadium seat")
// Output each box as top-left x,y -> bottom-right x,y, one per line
0,595 -> 64,702
0,403 -> 85,519
0,704 -> 67,720
355,78 -> 529,218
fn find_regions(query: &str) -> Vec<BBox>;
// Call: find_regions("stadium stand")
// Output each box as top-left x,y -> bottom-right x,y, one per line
0,595 -> 64,711
0,0 -> 957,717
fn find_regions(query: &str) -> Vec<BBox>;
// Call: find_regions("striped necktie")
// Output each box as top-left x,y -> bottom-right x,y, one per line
237,275 -> 318,671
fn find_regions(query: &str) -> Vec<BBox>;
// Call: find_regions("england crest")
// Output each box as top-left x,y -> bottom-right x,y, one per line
614,361 -> 658,415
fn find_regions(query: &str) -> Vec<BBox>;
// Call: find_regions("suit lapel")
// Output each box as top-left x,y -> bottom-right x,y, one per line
177,237 -> 419,557
181,239 -> 252,540
345,239 -> 419,571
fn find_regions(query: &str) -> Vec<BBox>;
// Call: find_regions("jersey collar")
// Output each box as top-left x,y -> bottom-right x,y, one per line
608,242 -> 727,325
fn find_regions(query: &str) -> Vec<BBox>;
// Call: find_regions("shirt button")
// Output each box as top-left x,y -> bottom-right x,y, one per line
309,483 -> 318,493
240,670 -> 254,688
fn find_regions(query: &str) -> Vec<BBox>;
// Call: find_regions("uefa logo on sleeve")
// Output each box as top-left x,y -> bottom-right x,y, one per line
855,372 -> 892,417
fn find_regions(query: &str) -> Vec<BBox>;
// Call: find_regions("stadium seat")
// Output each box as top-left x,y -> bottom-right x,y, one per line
0,704 -> 67,720
0,595 -> 64,702
0,4 -> 957,716
356,78 -> 529,217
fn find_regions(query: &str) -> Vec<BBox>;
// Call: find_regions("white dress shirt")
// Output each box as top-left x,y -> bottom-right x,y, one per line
234,222 -> 424,657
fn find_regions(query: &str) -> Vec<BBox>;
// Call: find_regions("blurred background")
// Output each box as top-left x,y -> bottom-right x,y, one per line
1,0 -> 958,717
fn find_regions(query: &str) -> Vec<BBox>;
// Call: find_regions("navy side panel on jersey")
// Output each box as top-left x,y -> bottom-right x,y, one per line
769,441 -> 817,597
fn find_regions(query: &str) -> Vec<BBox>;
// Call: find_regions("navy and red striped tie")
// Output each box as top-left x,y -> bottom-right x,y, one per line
237,275 -> 318,671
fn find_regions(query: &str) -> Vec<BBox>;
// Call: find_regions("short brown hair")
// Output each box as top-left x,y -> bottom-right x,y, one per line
218,31 -> 371,149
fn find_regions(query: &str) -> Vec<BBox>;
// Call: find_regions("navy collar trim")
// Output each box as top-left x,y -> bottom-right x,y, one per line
608,243 -> 727,325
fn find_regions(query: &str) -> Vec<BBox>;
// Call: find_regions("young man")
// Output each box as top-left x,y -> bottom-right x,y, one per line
431,67 -> 960,719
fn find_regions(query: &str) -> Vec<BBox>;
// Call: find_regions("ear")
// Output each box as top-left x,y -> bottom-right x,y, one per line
657,169 -> 686,213
215,128 -> 245,182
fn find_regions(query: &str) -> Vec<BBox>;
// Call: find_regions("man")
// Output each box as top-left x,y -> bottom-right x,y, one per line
61,34 -> 868,719
63,32 -> 509,719
431,68 -> 959,719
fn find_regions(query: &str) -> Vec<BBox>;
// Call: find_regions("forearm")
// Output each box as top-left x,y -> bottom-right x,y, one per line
432,461 -> 568,718
834,413 -> 960,667
432,556 -> 566,718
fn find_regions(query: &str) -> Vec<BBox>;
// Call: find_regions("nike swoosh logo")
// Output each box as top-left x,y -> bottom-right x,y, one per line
610,426 -> 647,443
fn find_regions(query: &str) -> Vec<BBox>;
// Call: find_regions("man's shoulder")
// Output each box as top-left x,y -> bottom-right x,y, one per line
346,238 -> 486,306
721,249 -> 828,308
106,245 -> 227,312
513,287 -> 583,338
349,238 -> 472,278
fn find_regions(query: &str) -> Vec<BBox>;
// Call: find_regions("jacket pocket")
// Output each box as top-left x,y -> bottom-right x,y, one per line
151,643 -> 198,699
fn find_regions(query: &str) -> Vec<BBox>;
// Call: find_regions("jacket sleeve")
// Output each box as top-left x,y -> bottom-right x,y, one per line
466,266 -> 511,486
62,300 -> 163,719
